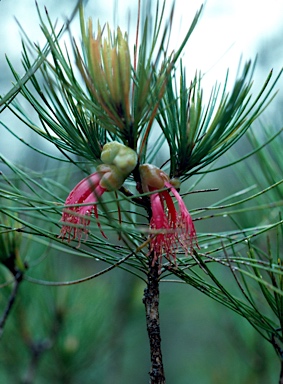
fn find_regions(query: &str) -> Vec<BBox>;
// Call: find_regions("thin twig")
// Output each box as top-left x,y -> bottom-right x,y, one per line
0,271 -> 23,339
22,339 -> 52,384
22,307 -> 64,384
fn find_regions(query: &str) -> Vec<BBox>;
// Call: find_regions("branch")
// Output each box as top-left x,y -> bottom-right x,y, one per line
143,257 -> 165,383
0,271 -> 23,339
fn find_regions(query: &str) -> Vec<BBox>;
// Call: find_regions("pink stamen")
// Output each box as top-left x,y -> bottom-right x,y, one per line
60,173 -> 107,243
149,182 -> 198,267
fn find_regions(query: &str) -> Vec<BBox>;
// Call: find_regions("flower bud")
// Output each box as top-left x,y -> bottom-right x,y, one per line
169,178 -> 181,189
101,141 -> 137,175
139,164 -> 169,190
96,164 -> 125,190
79,18 -> 132,128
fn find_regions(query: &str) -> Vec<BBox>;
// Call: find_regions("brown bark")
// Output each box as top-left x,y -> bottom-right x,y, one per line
143,260 -> 165,383
280,359 -> 283,384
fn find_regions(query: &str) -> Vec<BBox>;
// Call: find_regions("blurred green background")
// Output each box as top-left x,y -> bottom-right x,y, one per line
0,250 -> 279,383
1,1 -> 283,383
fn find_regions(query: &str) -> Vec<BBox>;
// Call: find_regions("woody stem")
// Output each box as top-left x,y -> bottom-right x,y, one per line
143,257 -> 166,384
0,271 -> 23,339
280,359 -> 283,384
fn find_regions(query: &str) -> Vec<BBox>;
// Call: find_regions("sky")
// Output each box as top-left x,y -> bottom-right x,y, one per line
0,0 -> 283,159
1,0 -> 283,91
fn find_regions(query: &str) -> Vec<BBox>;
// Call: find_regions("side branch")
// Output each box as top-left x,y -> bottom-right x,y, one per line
0,271 -> 23,338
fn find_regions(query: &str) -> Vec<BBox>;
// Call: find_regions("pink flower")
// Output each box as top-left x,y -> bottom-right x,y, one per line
149,191 -> 176,263
60,172 -> 107,242
60,142 -> 138,243
60,163 -> 126,242
140,164 -> 198,266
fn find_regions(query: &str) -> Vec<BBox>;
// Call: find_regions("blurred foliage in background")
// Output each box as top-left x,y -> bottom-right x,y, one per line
0,1 -> 283,383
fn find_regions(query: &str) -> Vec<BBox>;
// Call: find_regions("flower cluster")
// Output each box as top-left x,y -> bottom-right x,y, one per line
60,142 -> 137,242
59,10 -> 199,259
77,19 -> 131,129
140,164 -> 198,266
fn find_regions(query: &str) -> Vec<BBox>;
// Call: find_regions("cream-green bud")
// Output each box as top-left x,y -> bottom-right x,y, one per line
97,164 -> 125,190
101,141 -> 137,175
101,142 -> 120,164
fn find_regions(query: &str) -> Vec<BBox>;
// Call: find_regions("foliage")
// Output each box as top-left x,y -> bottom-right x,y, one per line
0,1 -> 283,382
